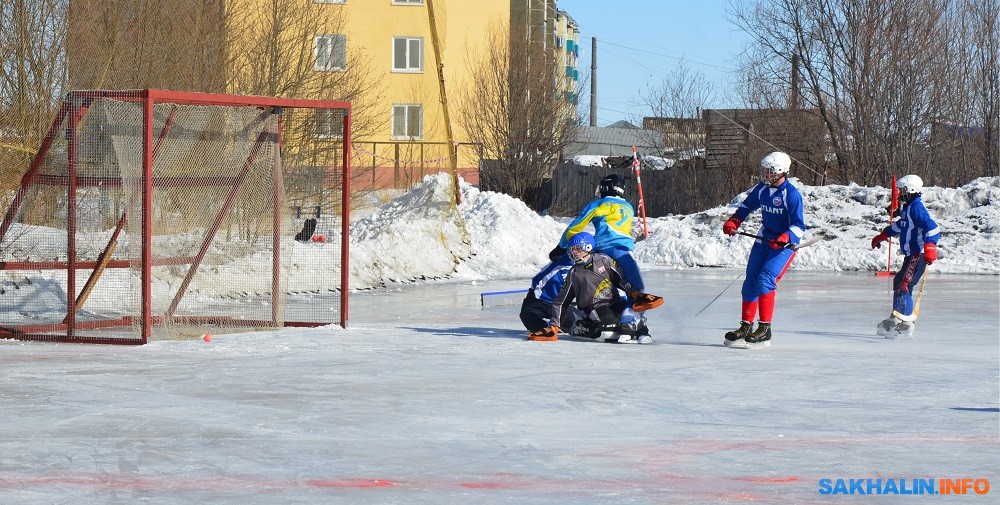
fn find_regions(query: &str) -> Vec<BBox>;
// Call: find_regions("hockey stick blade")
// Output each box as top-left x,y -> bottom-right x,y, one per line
791,234 -> 831,250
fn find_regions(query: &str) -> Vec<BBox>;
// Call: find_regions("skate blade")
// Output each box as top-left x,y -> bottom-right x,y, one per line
744,340 -> 771,349
724,338 -> 748,349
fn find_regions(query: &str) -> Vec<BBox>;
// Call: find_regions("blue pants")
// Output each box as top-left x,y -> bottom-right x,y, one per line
893,255 -> 927,317
741,243 -> 795,301
600,246 -> 644,292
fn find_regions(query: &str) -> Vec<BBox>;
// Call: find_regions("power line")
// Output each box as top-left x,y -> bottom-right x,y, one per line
599,40 -> 733,72
571,19 -> 736,73
706,109 -> 825,178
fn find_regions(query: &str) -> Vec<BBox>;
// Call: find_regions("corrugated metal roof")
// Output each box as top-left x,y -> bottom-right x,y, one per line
564,126 -> 661,157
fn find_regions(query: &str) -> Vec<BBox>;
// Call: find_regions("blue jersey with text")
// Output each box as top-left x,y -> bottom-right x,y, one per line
888,196 -> 940,255
733,180 -> 806,244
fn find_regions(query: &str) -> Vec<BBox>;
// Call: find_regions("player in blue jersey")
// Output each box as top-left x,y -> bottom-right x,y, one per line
547,174 -> 662,312
519,253 -> 575,333
870,175 -> 940,339
721,151 -> 807,349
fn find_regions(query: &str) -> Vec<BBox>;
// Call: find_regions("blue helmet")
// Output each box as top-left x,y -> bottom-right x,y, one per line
568,232 -> 595,263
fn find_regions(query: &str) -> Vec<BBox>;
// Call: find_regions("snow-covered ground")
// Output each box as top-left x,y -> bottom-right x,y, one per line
1,175 -> 997,504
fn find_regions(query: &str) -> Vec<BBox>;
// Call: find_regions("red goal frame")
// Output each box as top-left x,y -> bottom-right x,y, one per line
0,89 -> 352,344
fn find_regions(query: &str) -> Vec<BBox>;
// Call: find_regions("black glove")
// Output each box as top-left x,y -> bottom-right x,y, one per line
548,246 -> 566,262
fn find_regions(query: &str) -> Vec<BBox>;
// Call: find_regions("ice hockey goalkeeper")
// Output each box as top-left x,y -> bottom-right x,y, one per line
529,232 -> 662,344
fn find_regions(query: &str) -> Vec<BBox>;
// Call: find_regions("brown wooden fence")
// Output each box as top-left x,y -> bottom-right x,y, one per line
550,161 -> 735,217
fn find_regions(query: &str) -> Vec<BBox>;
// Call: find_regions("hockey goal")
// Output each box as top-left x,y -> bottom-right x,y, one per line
0,90 -> 351,344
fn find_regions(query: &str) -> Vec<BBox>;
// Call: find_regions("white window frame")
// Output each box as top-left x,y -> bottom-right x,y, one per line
391,104 -> 423,140
315,109 -> 343,139
314,34 -> 347,72
392,36 -> 423,72
392,0 -> 424,4
315,0 -> 346,4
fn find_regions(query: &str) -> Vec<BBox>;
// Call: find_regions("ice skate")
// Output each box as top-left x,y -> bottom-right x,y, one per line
616,315 -> 652,344
588,318 -> 626,343
570,318 -> 600,339
724,321 -> 752,349
894,320 -> 915,339
745,322 -> 772,349
876,316 -> 900,338
595,330 -> 618,342
616,331 -> 653,344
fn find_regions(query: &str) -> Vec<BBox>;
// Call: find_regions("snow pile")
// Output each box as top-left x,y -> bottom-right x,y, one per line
333,174 -> 997,289
635,177 -> 1000,274
5,174 -> 996,298
570,153 -> 703,170
571,155 -> 605,167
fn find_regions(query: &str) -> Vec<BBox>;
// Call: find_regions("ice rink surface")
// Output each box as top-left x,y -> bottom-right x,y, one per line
1,269 -> 997,504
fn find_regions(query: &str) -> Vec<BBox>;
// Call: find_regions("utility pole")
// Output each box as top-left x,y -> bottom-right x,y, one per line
590,37 -> 597,126
425,0 -> 461,206
789,53 -> 799,110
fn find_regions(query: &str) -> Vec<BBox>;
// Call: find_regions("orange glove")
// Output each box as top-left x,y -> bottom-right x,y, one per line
528,326 -> 559,341
723,215 -> 742,236
631,292 -> 664,311
871,230 -> 889,249
770,232 -> 790,250
923,243 -> 937,265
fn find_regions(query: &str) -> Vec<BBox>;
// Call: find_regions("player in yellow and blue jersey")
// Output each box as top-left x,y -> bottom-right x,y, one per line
547,174 -> 661,312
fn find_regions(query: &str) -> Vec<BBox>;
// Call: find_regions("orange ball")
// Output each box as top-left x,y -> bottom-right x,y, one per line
202,334 -> 212,343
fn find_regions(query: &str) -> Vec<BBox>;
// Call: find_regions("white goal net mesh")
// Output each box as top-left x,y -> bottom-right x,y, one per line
0,91 -> 348,343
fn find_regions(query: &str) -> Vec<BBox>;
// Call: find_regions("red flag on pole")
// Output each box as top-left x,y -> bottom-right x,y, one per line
876,174 -> 899,277
631,146 -> 649,239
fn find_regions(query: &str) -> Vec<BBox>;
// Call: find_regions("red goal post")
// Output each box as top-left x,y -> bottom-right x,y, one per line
0,89 -> 352,344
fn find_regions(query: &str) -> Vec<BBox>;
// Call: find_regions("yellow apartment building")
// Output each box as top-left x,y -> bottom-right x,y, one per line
67,0 -> 580,187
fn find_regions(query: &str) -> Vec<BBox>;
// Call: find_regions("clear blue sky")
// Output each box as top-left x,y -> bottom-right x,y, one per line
557,0 -> 748,126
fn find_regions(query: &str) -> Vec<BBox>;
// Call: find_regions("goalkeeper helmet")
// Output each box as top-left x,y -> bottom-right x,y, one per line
596,174 -> 625,198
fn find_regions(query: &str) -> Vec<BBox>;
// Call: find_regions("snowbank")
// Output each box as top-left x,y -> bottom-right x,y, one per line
334,174 -> 998,289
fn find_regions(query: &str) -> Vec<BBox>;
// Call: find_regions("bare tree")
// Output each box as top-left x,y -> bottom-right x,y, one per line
455,21 -> 580,210
62,0 -> 385,216
65,0 -> 382,138
220,0 -> 385,214
640,60 -> 717,121
638,60 -> 719,208
733,0 -> 996,186
67,0 -> 227,92
966,0 -> 999,176
0,0 -> 68,190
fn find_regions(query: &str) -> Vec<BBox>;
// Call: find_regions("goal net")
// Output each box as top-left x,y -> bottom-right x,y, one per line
0,90 -> 351,344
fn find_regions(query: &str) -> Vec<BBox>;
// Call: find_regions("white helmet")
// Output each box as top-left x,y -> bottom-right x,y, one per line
760,151 -> 791,184
897,174 -> 923,196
